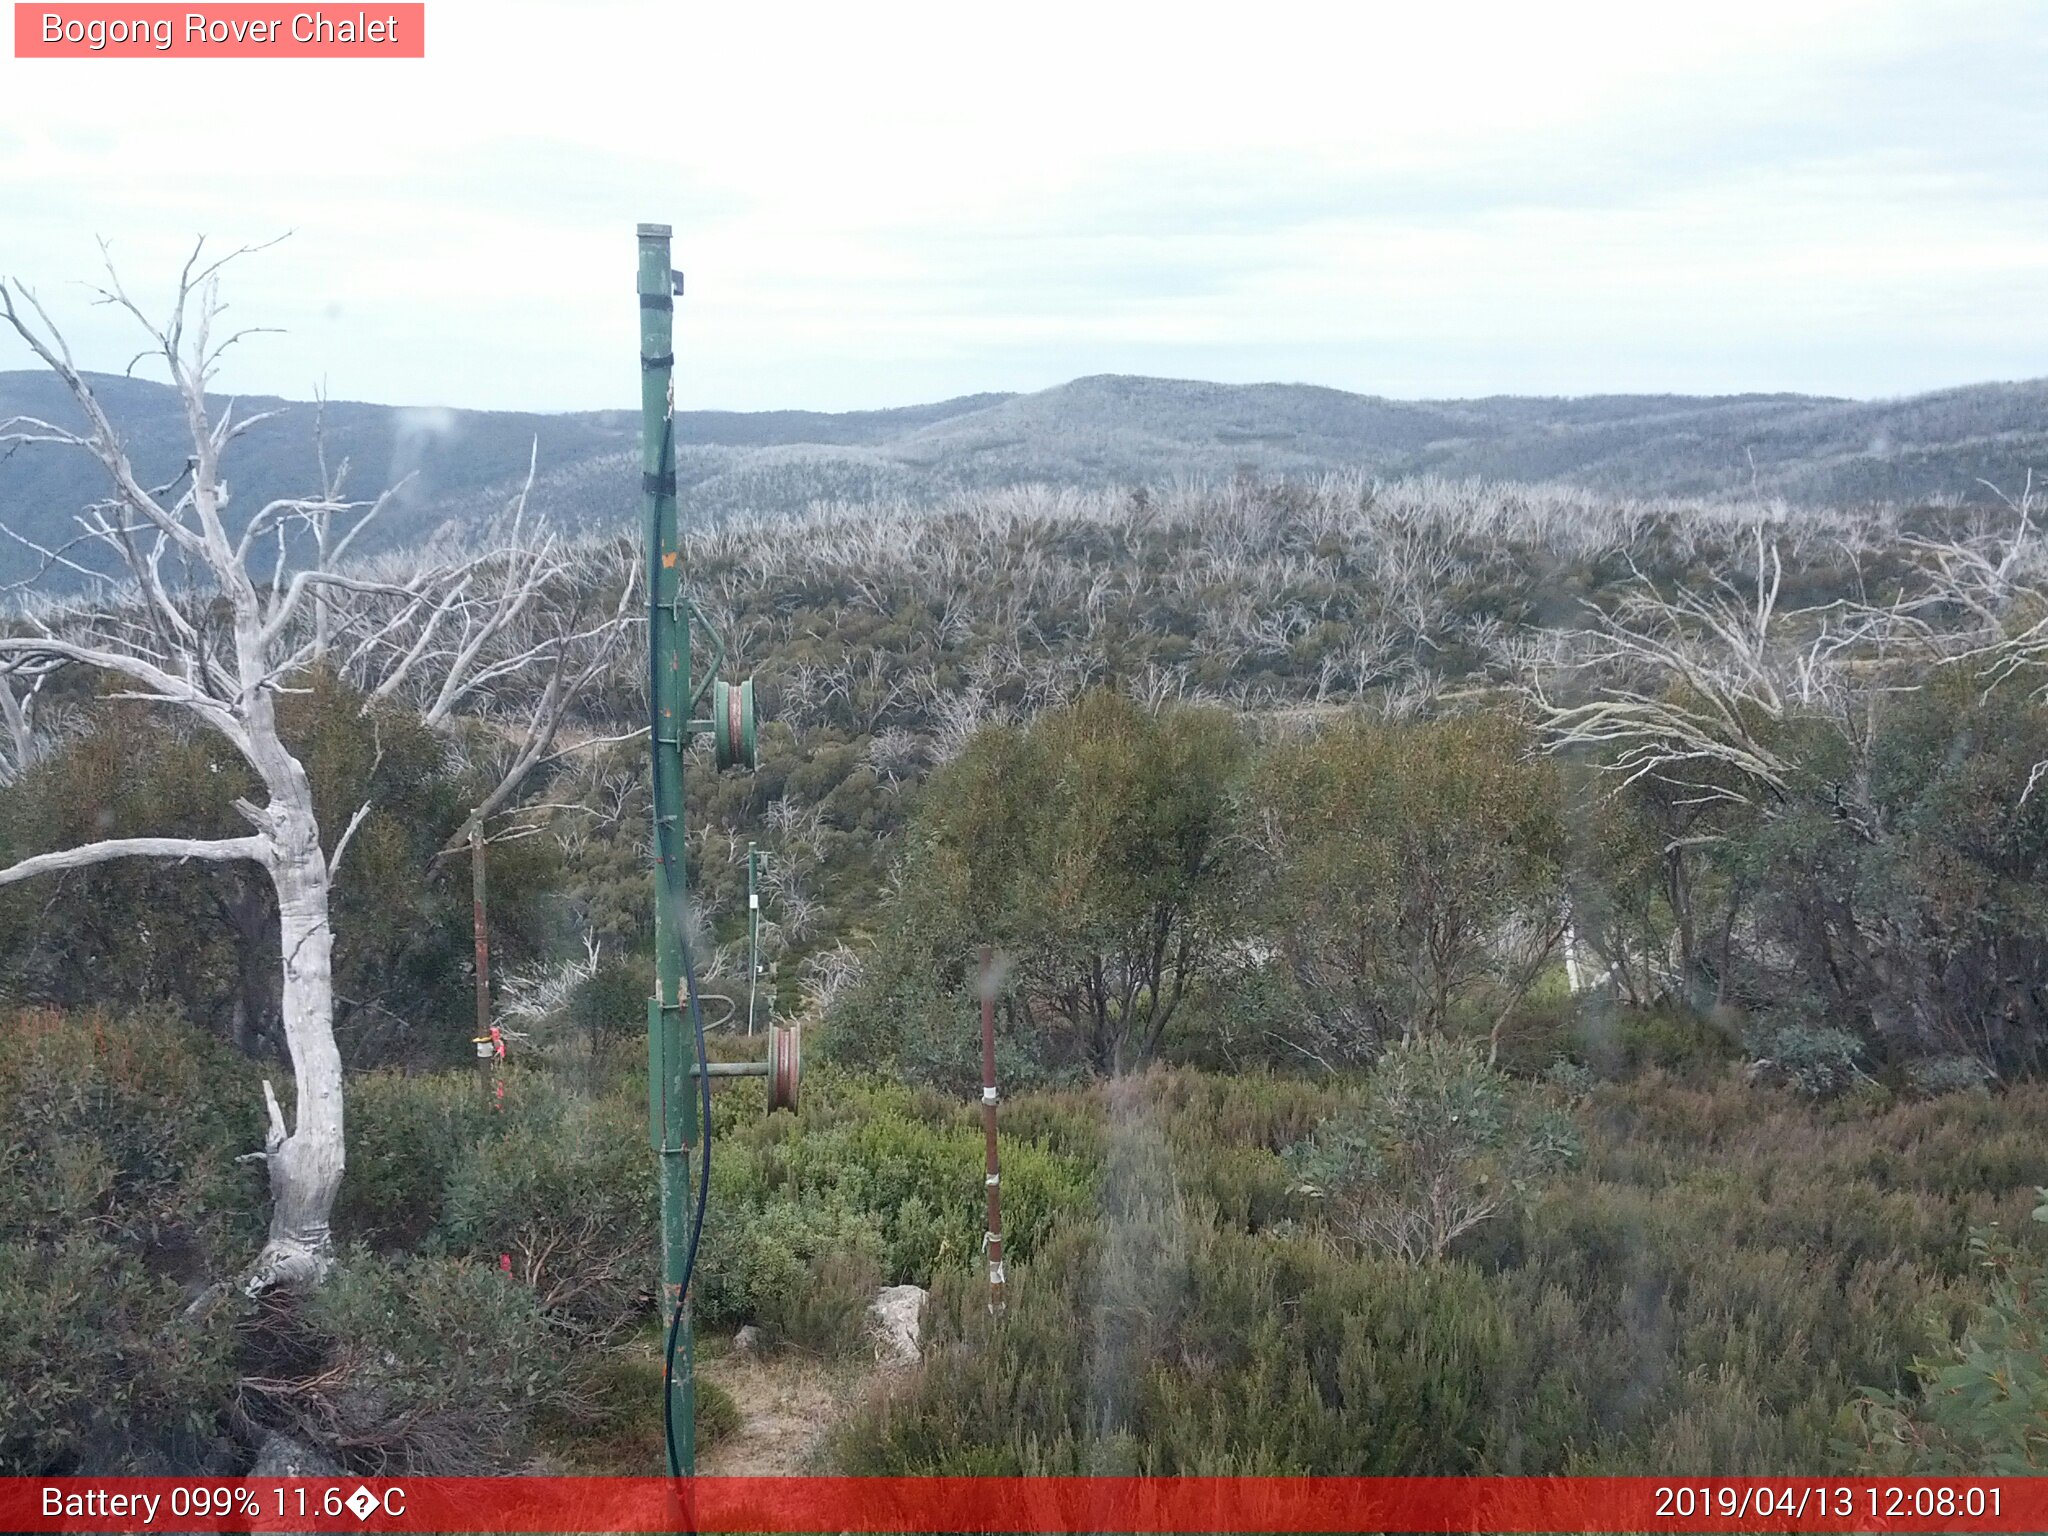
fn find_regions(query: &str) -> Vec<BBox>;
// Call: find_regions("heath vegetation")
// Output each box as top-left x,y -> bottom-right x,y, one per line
3,290 -> 2044,1474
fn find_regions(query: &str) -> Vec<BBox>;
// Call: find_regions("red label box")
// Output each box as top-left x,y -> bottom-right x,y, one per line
3,1477 -> 2045,1534
14,3 -> 424,56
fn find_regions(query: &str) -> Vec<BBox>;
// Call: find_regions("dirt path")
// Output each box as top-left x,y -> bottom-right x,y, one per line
696,1351 -> 881,1475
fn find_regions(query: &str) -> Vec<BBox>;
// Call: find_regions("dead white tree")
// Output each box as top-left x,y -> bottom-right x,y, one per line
1518,528 -> 1902,998
0,243 -> 619,1292
363,522 -> 641,853
0,661 -> 58,783
1529,519 -> 2032,821
1527,531 -> 1840,814
1914,477 -> 2048,801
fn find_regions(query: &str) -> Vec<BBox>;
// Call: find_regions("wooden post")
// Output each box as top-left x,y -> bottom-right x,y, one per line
980,945 -> 1005,1317
746,841 -> 760,1036
470,819 -> 503,1107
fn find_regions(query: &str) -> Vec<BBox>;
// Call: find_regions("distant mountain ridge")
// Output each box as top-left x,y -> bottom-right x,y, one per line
3,369 -> 2045,586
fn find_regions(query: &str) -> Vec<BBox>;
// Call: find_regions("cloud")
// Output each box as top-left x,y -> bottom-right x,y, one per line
1,0 -> 2043,411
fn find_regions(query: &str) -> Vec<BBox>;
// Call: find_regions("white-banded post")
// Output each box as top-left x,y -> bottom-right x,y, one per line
469,816 -> 501,1107
746,841 -> 760,1035
979,944 -> 1006,1316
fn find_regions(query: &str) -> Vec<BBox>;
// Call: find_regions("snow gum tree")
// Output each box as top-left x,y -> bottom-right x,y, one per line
0,244 -> 630,1292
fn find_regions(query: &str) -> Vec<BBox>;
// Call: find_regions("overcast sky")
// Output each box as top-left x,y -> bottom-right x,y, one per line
4,1 -> 2046,413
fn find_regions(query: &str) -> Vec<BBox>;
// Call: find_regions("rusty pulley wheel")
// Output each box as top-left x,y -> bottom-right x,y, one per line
712,677 -> 757,771
766,1020 -> 801,1113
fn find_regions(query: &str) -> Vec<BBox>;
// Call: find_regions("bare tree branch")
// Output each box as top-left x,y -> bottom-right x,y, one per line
0,834 -> 266,887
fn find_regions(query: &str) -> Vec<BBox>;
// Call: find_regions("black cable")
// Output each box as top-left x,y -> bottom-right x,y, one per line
648,407 -> 712,1488
660,931 -> 711,1485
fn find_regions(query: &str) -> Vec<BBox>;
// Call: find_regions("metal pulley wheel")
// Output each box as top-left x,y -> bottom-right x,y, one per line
766,1020 -> 801,1113
712,677 -> 757,771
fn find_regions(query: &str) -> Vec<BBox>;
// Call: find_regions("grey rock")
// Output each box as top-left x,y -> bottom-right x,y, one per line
868,1284 -> 928,1367
251,1431 -> 341,1478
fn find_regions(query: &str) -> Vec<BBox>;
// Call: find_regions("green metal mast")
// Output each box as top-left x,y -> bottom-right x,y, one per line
639,221 -> 697,1475
637,220 -> 772,1480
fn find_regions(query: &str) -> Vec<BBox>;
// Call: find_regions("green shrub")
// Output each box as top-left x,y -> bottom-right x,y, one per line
1255,712 -> 1568,1061
836,1219 -> 1530,1475
1839,1191 -> 2048,1473
1287,1037 -> 1578,1261
777,1246 -> 889,1357
0,681 -> 566,1072
0,1010 -> 258,1473
709,1068 -> 1072,1329
540,1346 -> 739,1470
840,1095 -> 1094,1275
243,1252 -> 595,1474
0,1008 -> 261,1264
1156,962 -> 1320,1074
707,1071 -> 1096,1288
0,1235 -> 239,1473
1544,1058 -> 1596,1100
1571,1003 -> 1742,1079
829,691 -> 1248,1082
1145,1066 -> 1353,1154
1486,977 -> 1580,1076
1750,1020 -> 1870,1099
436,1079 -> 656,1334
347,1069 -> 662,1336
695,1376 -> 742,1447
695,1197 -> 886,1354
831,1068 -> 2044,1475
1907,1056 -> 1993,1098
821,969 -> 1055,1098
335,1068 -> 493,1250
566,955 -> 647,1058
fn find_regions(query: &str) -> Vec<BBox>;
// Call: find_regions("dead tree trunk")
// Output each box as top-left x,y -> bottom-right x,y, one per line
244,805 -> 346,1291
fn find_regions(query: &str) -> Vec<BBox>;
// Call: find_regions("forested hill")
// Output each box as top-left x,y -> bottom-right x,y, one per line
5,367 -> 2047,585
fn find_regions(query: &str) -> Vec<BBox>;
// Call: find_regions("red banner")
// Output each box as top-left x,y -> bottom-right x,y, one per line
13,4 -> 424,57
4,1476 -> 2042,1533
